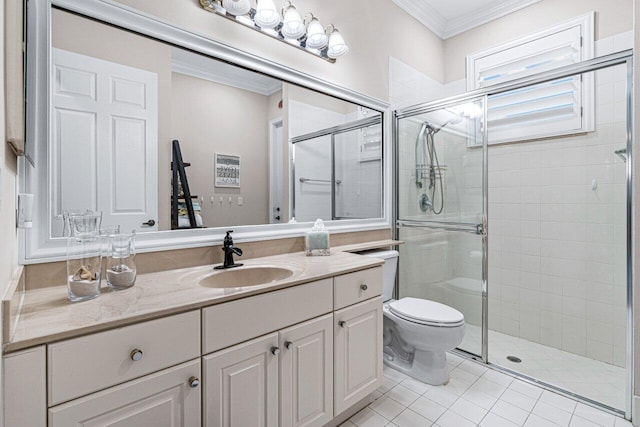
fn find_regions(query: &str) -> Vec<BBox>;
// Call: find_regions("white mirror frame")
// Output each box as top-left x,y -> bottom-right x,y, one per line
20,0 -> 391,263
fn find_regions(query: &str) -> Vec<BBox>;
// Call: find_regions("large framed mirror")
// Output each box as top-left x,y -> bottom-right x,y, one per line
21,0 -> 390,262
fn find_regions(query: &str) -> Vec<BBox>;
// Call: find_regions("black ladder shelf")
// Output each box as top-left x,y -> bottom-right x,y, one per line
171,139 -> 199,230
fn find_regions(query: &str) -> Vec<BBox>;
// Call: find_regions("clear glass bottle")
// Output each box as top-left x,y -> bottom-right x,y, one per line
105,232 -> 137,290
66,213 -> 102,302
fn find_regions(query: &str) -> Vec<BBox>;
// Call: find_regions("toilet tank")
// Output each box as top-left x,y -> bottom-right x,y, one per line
361,250 -> 399,301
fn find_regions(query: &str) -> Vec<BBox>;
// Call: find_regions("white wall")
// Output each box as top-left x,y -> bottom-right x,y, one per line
443,0 -> 633,83
113,0 -> 444,102
0,0 -> 18,423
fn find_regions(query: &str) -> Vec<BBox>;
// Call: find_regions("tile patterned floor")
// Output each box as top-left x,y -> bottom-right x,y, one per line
461,325 -> 626,410
343,354 -> 632,427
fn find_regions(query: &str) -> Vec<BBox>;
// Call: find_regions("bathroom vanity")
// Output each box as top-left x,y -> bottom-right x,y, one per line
2,250 -> 386,427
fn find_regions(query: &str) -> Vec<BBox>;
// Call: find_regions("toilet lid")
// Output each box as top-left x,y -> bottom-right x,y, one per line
389,297 -> 464,327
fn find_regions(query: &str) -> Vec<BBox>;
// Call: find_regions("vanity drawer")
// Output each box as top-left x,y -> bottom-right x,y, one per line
48,310 -> 200,406
202,278 -> 332,354
334,267 -> 383,310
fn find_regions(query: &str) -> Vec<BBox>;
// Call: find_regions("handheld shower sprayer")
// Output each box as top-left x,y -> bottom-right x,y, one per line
414,115 -> 461,215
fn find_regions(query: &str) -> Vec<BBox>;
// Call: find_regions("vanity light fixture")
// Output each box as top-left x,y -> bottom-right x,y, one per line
304,13 -> 328,49
254,0 -> 280,29
281,2 -> 305,40
221,0 -> 251,16
326,25 -> 349,58
200,0 -> 348,62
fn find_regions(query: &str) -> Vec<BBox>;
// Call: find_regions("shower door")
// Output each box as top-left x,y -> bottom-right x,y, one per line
395,98 -> 487,358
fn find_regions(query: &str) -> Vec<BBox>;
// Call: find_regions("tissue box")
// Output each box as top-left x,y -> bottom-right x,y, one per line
305,231 -> 330,256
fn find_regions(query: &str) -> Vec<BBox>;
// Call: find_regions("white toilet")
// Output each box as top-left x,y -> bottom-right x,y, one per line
364,250 -> 465,386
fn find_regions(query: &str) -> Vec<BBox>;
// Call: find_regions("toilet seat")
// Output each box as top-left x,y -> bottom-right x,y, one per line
388,297 -> 464,328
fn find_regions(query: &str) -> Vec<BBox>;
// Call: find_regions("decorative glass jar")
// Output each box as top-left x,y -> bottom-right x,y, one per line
105,232 -> 137,290
66,213 -> 102,302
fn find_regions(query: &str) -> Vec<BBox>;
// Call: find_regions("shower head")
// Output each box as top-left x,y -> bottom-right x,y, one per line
425,115 -> 464,135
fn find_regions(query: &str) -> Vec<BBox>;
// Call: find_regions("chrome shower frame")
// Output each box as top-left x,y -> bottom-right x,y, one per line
393,49 -> 634,419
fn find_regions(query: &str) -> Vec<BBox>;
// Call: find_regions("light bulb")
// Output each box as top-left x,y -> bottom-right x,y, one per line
222,0 -> 251,16
281,4 -> 305,39
327,28 -> 348,58
254,0 -> 280,29
305,16 -> 328,49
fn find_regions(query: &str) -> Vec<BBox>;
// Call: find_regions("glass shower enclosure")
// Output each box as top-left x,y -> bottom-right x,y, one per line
396,98 -> 487,358
393,51 -> 633,417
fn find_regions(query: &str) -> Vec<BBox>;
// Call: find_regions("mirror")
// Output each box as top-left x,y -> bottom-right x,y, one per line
44,8 -> 383,239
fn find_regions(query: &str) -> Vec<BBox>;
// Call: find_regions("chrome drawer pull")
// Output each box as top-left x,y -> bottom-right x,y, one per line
339,321 -> 346,328
271,346 -> 280,356
360,283 -> 368,291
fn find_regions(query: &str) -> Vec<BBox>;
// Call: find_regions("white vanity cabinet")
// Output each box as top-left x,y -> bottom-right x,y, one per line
3,264 -> 384,427
203,314 -> 333,427
334,297 -> 383,415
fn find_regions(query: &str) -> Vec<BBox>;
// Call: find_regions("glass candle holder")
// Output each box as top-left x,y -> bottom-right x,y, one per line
105,232 -> 137,290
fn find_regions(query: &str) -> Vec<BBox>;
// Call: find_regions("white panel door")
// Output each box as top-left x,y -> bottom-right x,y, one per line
48,360 -> 201,427
334,297 -> 383,415
279,314 -> 333,427
203,333 -> 279,427
51,48 -> 158,234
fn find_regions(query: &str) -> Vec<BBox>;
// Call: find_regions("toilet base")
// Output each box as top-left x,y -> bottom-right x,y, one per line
383,346 -> 450,386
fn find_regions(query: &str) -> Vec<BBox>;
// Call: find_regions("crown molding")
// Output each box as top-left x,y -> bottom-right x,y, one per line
392,0 -> 542,40
171,48 -> 282,96
391,0 -> 447,39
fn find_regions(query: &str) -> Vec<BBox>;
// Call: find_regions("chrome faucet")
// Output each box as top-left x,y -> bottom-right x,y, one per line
215,230 -> 243,269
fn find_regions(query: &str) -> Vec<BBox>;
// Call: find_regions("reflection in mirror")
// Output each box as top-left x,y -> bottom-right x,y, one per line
48,9 -> 383,239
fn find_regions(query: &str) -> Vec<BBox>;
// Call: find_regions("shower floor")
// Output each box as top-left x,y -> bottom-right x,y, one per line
461,324 -> 626,411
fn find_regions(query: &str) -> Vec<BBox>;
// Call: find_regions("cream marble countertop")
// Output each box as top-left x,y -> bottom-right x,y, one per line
5,250 -> 385,353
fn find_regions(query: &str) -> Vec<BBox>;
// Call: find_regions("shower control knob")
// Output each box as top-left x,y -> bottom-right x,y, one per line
360,283 -> 368,291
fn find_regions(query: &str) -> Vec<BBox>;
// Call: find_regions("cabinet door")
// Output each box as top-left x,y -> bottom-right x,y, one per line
3,346 -> 47,427
203,333 -> 279,427
279,314 -> 333,427
49,359 -> 201,427
334,297 -> 383,415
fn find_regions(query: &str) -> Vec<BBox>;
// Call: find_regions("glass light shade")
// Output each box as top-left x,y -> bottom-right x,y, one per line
327,29 -> 349,58
305,18 -> 328,49
281,5 -> 305,39
254,0 -> 280,29
222,0 -> 251,16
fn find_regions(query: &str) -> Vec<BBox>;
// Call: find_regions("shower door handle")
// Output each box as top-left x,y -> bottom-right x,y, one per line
396,219 -> 483,235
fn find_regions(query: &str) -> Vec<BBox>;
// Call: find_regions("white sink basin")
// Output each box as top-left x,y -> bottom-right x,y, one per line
197,266 -> 295,289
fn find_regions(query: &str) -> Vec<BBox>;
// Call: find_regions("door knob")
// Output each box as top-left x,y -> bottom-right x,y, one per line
142,219 -> 156,227
275,216 -> 281,220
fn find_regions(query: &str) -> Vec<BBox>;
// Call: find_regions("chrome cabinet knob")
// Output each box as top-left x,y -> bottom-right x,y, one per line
130,349 -> 143,361
271,346 -> 280,356
360,283 -> 368,291
284,341 -> 293,349
188,376 -> 200,388
339,321 -> 346,328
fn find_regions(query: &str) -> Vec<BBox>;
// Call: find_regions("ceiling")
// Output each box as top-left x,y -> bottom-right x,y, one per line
391,0 -> 542,39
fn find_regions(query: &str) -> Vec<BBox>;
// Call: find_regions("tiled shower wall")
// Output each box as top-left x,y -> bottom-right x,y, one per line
488,63 -> 628,367
392,32 -> 631,368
